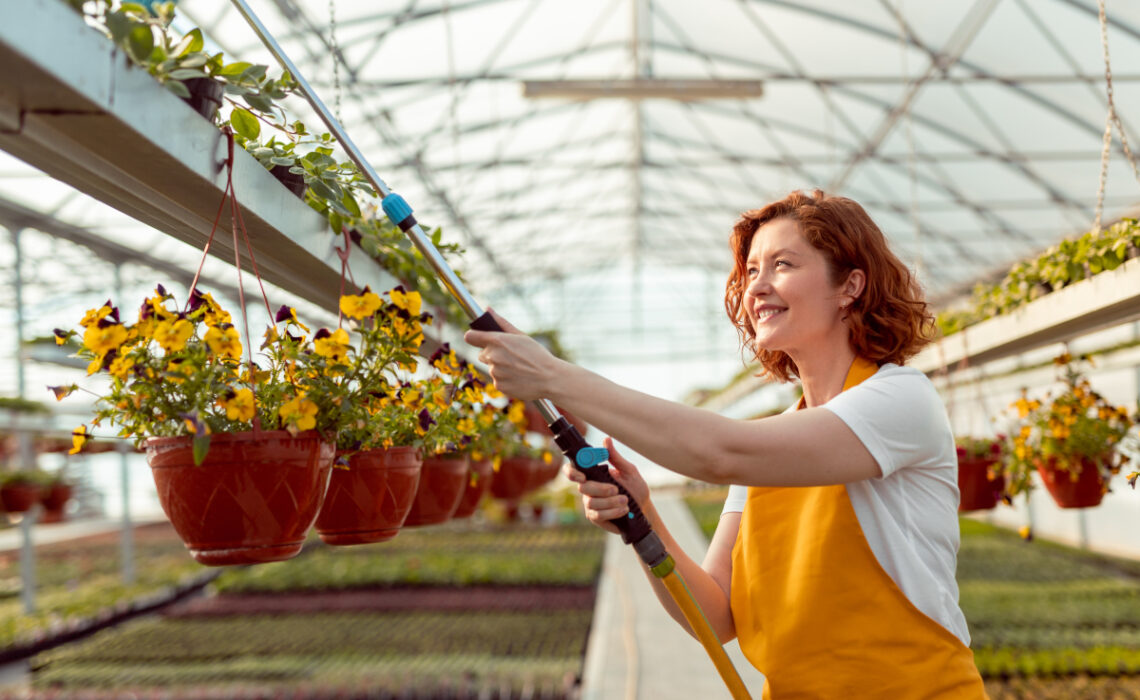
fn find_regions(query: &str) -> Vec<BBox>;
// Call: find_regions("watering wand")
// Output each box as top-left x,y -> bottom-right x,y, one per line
227,3 -> 751,696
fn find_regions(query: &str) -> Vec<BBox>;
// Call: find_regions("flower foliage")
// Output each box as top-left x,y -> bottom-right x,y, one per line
999,353 -> 1134,501
52,287 -> 342,458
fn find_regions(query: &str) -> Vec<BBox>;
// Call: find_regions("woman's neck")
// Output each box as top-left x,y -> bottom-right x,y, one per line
794,344 -> 859,408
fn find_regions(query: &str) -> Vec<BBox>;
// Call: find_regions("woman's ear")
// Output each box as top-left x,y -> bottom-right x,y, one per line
843,269 -> 866,303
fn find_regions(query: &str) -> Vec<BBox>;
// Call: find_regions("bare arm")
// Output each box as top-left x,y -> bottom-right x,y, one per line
465,319 -> 880,487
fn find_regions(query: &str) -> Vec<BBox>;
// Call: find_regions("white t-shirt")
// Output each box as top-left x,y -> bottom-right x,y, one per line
721,363 -> 971,646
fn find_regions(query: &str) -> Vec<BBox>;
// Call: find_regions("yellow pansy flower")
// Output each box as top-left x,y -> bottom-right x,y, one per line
69,425 -> 88,455
220,387 -> 256,422
79,303 -> 114,328
279,395 -> 319,434
340,289 -> 383,320
389,288 -> 422,316
205,325 -> 243,360
108,354 -> 136,380
83,323 -> 128,357
313,328 -> 351,362
154,319 -> 194,353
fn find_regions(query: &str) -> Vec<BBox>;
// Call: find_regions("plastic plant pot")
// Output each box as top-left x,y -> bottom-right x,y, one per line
146,430 -> 333,565
1034,455 -> 1107,509
403,453 -> 469,527
1,483 -> 43,513
451,458 -> 494,519
315,447 -> 422,545
490,456 -> 535,501
957,457 -> 1003,512
180,78 -> 224,121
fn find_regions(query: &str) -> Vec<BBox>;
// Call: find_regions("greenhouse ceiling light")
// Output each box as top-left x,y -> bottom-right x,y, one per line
522,79 -> 765,101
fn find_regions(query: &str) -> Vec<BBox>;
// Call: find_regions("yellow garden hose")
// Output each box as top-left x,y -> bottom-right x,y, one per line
654,556 -> 753,699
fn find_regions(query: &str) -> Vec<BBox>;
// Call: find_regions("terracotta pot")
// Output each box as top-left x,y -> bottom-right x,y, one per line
1034,455 -> 1107,509
957,457 -> 1003,512
525,456 -> 560,492
452,459 -> 494,519
1,483 -> 43,513
146,430 -> 334,566
41,484 -> 73,511
180,77 -> 224,121
269,165 -> 307,198
403,454 -> 469,526
490,456 -> 534,500
315,447 -> 422,545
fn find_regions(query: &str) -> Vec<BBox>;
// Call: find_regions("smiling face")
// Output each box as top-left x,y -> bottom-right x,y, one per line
743,217 -> 853,359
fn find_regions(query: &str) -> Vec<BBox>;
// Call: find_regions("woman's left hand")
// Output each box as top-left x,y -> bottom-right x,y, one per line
463,309 -> 561,401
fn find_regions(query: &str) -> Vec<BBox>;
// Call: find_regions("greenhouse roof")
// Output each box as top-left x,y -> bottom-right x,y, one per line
3,0 -> 1140,400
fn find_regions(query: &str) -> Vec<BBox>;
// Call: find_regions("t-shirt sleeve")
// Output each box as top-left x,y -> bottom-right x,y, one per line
721,484 -> 749,514
822,367 -> 952,478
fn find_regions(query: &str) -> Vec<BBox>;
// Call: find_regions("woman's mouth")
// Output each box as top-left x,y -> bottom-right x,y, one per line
754,308 -> 785,322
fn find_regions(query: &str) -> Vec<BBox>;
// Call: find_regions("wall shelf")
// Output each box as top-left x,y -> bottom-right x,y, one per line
913,256 -> 1140,373
0,0 -> 397,316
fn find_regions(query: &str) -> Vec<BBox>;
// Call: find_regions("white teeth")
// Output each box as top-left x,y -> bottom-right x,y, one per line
755,309 -> 784,321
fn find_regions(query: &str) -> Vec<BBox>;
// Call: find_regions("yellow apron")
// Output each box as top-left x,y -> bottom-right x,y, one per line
730,357 -> 987,699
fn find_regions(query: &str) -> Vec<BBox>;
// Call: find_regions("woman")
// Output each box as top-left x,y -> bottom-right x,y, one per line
464,190 -> 986,698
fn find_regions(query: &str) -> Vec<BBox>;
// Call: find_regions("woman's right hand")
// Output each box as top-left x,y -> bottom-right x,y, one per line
564,437 -> 650,535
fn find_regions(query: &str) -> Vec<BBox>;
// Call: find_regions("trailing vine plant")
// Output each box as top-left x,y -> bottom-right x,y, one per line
62,0 -> 468,326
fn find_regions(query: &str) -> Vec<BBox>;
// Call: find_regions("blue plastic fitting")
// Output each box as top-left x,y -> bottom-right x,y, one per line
575,446 -> 610,469
381,193 -> 414,224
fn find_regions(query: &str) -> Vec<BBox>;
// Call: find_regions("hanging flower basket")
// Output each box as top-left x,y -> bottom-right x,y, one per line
957,456 -> 1004,512
315,447 -> 422,545
39,483 -> 74,523
452,458 -> 494,519
490,456 -> 535,501
1,483 -> 43,514
147,430 -> 333,565
403,453 -> 469,526
1034,455 -> 1108,509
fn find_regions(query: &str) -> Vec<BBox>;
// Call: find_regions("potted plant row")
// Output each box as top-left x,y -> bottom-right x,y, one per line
0,470 -> 75,520
937,218 -> 1140,337
70,0 -> 471,331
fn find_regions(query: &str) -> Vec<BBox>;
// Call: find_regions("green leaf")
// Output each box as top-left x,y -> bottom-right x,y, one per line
229,107 -> 261,141
180,52 -> 209,70
341,191 -> 361,218
106,12 -> 132,45
243,93 -> 274,113
218,61 -> 254,77
175,28 -> 204,57
166,69 -> 209,81
164,80 -> 191,98
120,2 -> 151,16
127,24 -> 155,64
269,156 -> 296,167
192,434 -> 211,466
308,178 -> 341,204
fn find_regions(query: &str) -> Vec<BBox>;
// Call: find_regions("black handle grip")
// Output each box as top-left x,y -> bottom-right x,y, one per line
547,418 -> 653,545
468,311 -> 654,545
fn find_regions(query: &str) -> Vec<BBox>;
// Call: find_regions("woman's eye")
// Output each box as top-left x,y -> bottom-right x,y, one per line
774,259 -> 790,268
747,268 -> 759,279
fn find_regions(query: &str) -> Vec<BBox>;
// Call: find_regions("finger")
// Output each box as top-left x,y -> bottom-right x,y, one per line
603,437 -> 634,470
464,329 -> 493,349
486,307 -> 525,335
586,501 -> 629,522
577,478 -> 619,498
563,464 -> 585,482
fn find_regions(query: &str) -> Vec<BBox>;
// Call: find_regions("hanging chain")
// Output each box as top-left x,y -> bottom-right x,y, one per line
1093,0 -> 1140,232
329,0 -> 342,125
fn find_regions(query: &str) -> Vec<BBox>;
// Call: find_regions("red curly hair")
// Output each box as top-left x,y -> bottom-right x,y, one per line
724,190 -> 934,382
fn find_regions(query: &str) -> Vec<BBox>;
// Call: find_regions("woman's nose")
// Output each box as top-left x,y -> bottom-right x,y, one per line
746,274 -> 770,297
